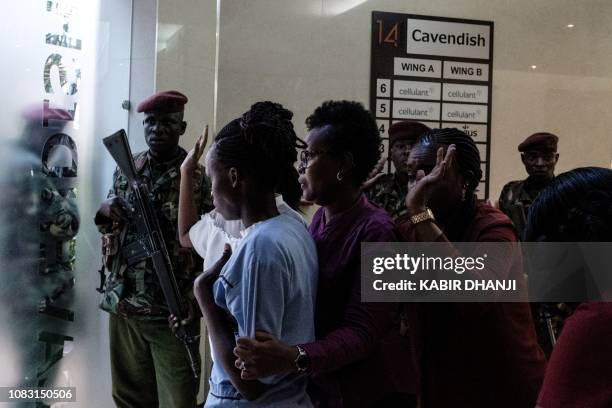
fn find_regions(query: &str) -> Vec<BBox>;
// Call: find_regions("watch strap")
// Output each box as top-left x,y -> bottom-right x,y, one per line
410,207 -> 435,224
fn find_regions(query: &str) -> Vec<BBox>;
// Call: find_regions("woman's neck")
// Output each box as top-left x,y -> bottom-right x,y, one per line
323,184 -> 361,221
241,193 -> 279,229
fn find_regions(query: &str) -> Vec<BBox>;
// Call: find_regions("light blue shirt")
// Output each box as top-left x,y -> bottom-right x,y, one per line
206,213 -> 318,407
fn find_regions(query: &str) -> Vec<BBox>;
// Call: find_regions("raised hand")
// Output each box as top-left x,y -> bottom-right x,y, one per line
405,144 -> 457,212
181,125 -> 208,175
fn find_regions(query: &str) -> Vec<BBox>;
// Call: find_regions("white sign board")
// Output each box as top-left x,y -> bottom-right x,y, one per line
406,18 -> 491,59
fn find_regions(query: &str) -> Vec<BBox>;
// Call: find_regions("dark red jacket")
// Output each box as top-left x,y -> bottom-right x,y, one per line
304,195 -> 415,407
398,202 -> 546,408
537,302 -> 612,408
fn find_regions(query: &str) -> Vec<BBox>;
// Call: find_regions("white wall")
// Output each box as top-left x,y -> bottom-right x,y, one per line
156,0 -> 218,152
214,0 -> 612,201
127,0 -> 158,152
155,0 -> 218,401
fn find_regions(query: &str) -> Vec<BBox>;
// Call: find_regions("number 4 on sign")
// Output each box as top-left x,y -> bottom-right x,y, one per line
377,20 -> 398,47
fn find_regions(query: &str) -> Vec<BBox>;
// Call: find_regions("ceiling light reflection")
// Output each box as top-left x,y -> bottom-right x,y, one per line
324,0 -> 369,16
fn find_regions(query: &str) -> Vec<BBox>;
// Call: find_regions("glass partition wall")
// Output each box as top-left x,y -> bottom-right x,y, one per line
1,0 -> 611,406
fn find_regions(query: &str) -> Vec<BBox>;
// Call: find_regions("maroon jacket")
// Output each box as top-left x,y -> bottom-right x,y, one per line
398,202 -> 546,408
537,302 -> 612,408
303,195 -> 416,407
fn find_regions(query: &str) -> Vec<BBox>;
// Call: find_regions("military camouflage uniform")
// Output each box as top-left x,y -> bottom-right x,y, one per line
95,148 -> 213,408
498,177 -> 551,239
1,142 -> 79,408
498,176 -> 573,357
97,148 -> 212,318
365,173 -> 408,220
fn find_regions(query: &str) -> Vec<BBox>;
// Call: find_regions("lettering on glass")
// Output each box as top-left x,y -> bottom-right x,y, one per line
46,0 -> 82,49
43,54 -> 80,95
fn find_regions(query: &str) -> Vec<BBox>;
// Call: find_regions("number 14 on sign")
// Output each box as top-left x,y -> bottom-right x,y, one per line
377,20 -> 399,47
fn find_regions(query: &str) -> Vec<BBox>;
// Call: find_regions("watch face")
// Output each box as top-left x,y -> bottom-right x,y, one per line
296,352 -> 309,370
296,354 -> 307,369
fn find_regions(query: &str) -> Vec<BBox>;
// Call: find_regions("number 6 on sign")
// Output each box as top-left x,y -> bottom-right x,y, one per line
376,99 -> 390,118
376,78 -> 391,97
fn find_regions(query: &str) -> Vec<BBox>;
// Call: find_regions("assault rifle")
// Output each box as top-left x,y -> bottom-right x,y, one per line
103,129 -> 199,378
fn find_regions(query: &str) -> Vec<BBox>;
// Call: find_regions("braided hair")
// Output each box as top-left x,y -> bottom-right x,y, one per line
525,167 -> 612,242
212,101 -> 305,209
416,128 -> 483,195
306,100 -> 381,186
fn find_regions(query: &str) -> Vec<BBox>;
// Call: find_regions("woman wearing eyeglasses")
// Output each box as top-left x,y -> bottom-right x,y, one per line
398,128 -> 546,408
234,100 -> 416,407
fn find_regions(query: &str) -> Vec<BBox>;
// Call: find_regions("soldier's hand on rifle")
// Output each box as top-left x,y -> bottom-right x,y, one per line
181,125 -> 208,175
168,300 -> 199,334
98,196 -> 130,223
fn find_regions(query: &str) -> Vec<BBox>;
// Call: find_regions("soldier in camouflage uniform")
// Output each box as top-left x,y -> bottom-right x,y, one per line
1,105 -> 79,408
95,91 -> 213,408
498,132 -> 565,357
498,132 -> 559,239
365,121 -> 429,220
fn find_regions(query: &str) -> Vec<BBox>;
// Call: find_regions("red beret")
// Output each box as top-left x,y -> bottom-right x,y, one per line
22,104 -> 73,123
518,132 -> 558,152
136,90 -> 188,113
389,121 -> 430,147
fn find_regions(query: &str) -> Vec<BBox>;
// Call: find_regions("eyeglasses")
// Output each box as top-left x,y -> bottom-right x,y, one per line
299,149 -> 335,167
522,152 -> 557,162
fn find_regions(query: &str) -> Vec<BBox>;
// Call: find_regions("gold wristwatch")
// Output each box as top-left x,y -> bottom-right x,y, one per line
410,207 -> 435,224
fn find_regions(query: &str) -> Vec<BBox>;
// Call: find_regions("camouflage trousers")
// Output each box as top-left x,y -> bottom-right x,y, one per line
109,314 -> 201,408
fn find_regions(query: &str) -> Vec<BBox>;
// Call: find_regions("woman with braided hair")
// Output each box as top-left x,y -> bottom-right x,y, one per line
176,101 -> 318,406
178,101 -> 307,272
234,100 -> 414,407
397,128 -> 546,407
525,167 -> 612,408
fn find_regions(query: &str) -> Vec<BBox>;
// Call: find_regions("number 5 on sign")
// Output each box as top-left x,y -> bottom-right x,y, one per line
376,99 -> 390,118
376,79 -> 390,97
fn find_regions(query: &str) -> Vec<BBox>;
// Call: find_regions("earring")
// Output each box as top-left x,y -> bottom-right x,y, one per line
336,171 -> 343,181
461,185 -> 467,202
